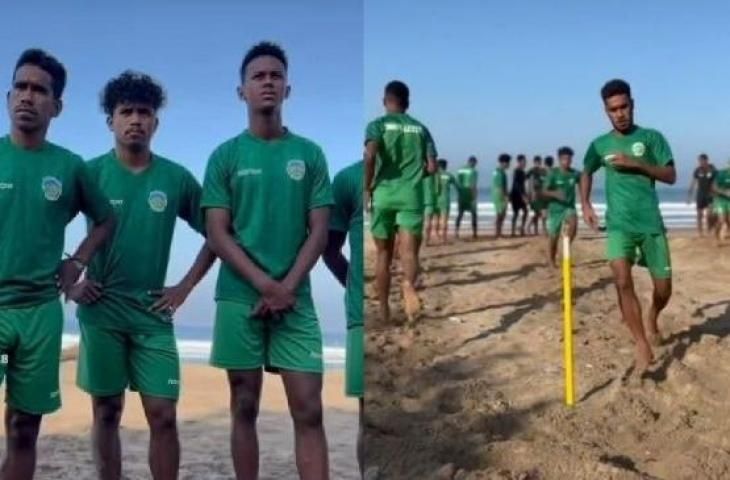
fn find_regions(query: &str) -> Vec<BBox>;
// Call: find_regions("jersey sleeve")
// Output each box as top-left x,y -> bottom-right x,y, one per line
74,159 -> 113,224
329,169 -> 351,233
309,146 -> 334,210
365,119 -> 383,146
201,144 -> 233,211
583,142 -> 602,174
179,169 -> 205,236
649,131 -> 674,166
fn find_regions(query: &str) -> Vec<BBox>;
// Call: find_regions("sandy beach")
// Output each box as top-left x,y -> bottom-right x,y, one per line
365,230 -> 730,479
0,362 -> 358,479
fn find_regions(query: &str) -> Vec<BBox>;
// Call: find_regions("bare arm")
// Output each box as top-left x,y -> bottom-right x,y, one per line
322,230 -> 348,287
712,183 -> 730,199
206,208 -> 274,292
282,207 -> 330,292
425,154 -> 437,175
636,162 -> 677,185
150,242 -> 217,313
364,141 -> 377,211
59,215 -> 116,294
580,172 -> 599,231
178,242 -> 216,290
688,177 -> 697,202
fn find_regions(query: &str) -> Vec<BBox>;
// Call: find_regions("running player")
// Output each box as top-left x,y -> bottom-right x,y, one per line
202,42 -> 332,480
322,160 -> 364,475
509,154 -> 529,236
0,49 -> 115,480
73,71 -> 216,480
365,80 -> 437,323
423,170 -> 440,246
687,153 -> 717,236
437,159 -> 458,243
580,78 -> 676,372
527,155 -> 546,235
455,156 -> 478,239
492,154 -> 510,238
711,159 -> 730,246
542,146 -> 580,267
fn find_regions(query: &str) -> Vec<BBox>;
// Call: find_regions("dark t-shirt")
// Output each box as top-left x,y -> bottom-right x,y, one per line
510,169 -> 527,200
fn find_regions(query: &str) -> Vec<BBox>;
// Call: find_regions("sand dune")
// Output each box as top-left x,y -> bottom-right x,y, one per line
365,231 -> 730,479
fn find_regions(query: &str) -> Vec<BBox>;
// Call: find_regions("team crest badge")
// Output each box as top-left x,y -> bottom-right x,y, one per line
631,142 -> 646,157
148,190 -> 168,212
286,160 -> 306,181
41,176 -> 62,201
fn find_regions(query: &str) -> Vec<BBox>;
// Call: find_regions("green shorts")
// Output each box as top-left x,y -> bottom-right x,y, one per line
371,206 -> 423,239
77,320 -> 180,400
606,230 -> 672,279
714,199 -> 730,215
531,199 -> 545,213
493,197 -> 507,216
345,326 -> 364,398
437,201 -> 451,217
210,300 -> 323,373
424,204 -> 439,217
458,195 -> 476,213
0,299 -> 63,414
547,208 -> 577,237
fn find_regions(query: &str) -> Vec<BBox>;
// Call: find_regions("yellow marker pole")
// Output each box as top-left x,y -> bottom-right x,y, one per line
562,233 -> 576,407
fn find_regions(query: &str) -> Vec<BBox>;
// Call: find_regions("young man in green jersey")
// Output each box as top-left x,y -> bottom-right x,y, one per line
455,156 -> 478,239
71,71 -> 216,480
437,159 -> 458,243
492,154 -> 510,239
0,49 -> 115,480
580,79 -> 676,372
202,42 -> 332,480
422,170 -> 440,246
365,81 -> 437,323
527,155 -> 546,236
542,146 -> 580,267
711,159 -> 730,246
322,160 -> 364,474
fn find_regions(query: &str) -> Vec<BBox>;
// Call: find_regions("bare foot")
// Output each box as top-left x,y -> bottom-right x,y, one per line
635,341 -> 654,374
646,329 -> 662,347
402,282 -> 421,323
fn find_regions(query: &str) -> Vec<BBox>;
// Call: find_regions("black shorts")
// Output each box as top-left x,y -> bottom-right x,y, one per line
510,197 -> 527,212
697,195 -> 712,210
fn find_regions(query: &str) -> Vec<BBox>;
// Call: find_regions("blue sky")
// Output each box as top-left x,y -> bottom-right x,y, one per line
365,0 -> 730,188
0,0 -> 362,337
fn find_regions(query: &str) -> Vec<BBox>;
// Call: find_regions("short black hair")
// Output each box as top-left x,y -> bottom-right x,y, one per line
498,153 -> 511,165
516,154 -> 526,162
699,153 -> 709,161
545,156 -> 555,167
14,48 -> 66,99
438,159 -> 448,169
468,155 -> 477,164
533,155 -> 542,163
101,70 -> 166,115
601,79 -> 631,101
557,146 -> 574,157
385,80 -> 409,109
240,41 -> 288,83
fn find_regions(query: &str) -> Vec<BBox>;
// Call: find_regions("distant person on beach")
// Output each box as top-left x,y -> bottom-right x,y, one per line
323,160 -> 364,475
202,42 -> 332,479
687,153 -> 717,236
711,160 -> 730,246
492,154 -> 511,238
510,154 -> 529,236
72,71 -> 216,480
527,155 -> 546,235
580,78 -> 676,373
455,155 -> 479,239
365,80 -> 437,324
542,146 -> 580,267
423,168 -> 440,246
0,48 -> 116,480
437,159 -> 458,243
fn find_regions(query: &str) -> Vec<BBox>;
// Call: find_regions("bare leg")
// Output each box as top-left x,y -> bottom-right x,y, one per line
227,369 -> 263,480
399,231 -> 422,321
373,236 -> 396,323
610,259 -> 654,372
91,394 -> 125,480
645,277 -> 672,347
1,407 -> 42,480
141,395 -> 179,480
281,371 -> 329,480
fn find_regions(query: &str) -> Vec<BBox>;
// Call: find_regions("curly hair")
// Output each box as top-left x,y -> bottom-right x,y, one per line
101,70 -> 166,115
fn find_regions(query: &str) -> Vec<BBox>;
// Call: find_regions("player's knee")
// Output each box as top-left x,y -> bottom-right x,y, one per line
147,405 -> 177,433
93,398 -> 123,428
6,412 -> 41,450
654,282 -> 672,305
231,392 -> 259,424
290,398 -> 324,429
614,273 -> 633,293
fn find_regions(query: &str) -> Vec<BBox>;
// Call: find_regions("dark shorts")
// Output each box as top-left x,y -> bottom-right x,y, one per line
510,196 -> 527,212
697,194 -> 713,210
